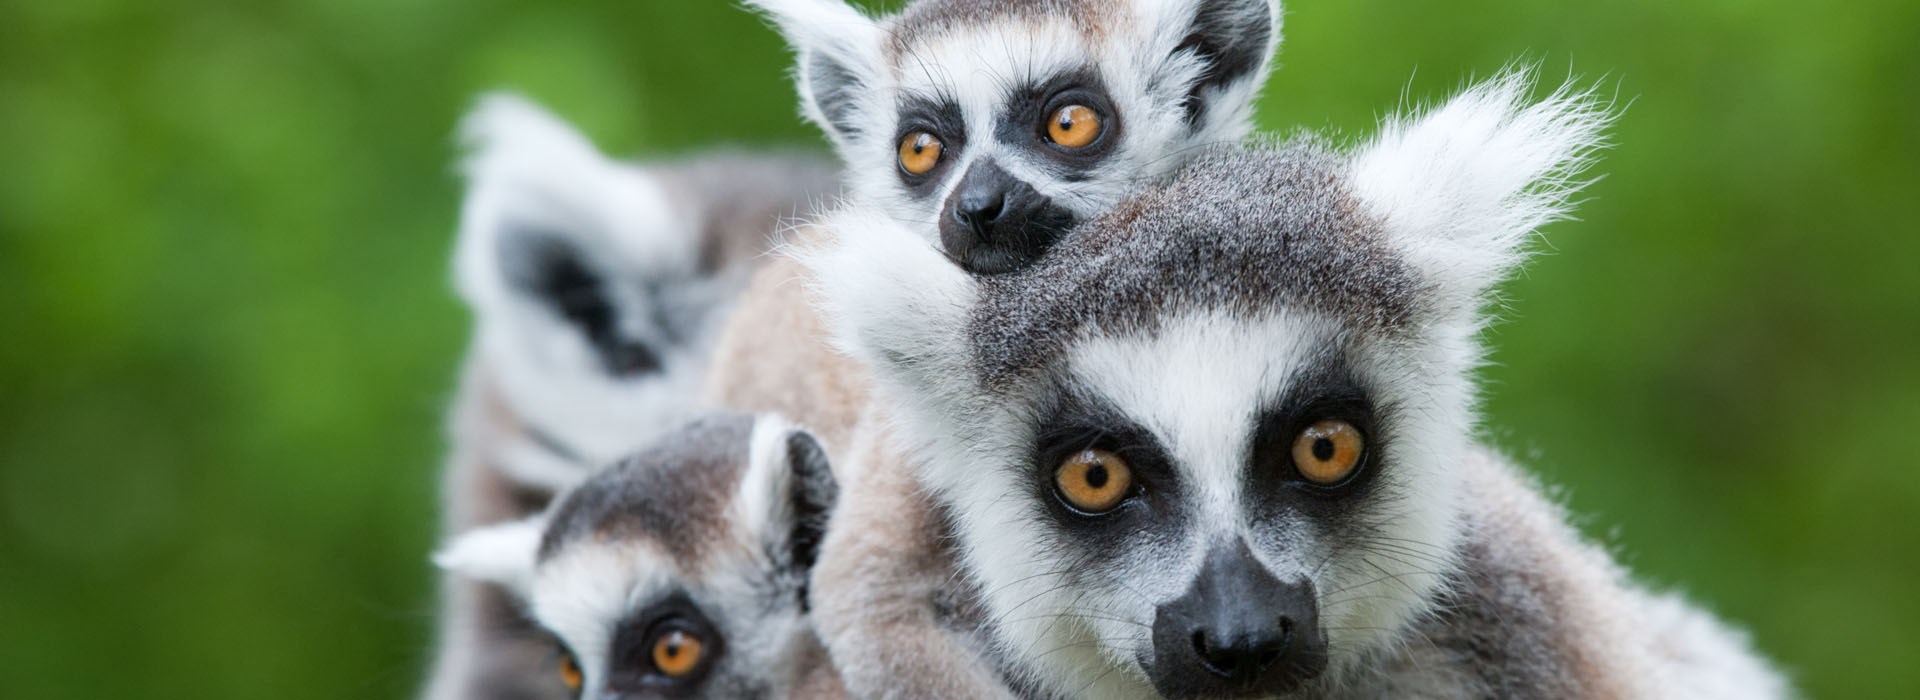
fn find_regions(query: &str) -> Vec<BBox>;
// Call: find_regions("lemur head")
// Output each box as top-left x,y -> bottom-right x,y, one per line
437,412 -> 839,699
749,0 -> 1281,274
810,72 -> 1610,698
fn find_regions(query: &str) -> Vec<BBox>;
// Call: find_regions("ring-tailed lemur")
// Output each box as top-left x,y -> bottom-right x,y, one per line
746,0 -> 1281,274
425,96 -> 839,700
711,71 -> 1790,698
436,412 -> 847,699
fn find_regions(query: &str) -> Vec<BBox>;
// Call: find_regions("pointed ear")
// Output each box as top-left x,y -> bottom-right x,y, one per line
740,415 -> 839,607
743,0 -> 884,152
1137,0 -> 1282,134
795,208 -> 979,403
453,93 -> 688,377
434,516 -> 547,596
1349,70 -> 1614,319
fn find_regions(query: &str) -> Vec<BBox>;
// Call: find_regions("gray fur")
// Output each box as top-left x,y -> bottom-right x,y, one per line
969,143 -> 1421,390
887,0 -> 1102,53
537,413 -> 753,563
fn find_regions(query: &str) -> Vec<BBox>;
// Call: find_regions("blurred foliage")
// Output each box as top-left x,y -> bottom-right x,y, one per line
0,0 -> 1914,697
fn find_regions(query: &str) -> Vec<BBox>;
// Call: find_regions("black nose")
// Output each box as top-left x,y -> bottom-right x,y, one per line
1191,619 -> 1292,681
937,160 -> 1074,275
1149,542 -> 1326,698
953,186 -> 1006,234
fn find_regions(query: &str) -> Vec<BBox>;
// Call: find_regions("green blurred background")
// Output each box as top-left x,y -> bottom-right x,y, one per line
1,0 -> 1914,697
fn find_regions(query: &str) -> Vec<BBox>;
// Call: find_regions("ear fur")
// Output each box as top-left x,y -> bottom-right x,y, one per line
743,0 -> 884,152
1350,69 -> 1614,319
1137,0 -> 1283,131
453,93 -> 690,374
433,516 -> 547,596
741,415 -> 839,607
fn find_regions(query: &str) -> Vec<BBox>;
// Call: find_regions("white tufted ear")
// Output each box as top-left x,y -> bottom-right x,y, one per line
1129,0 -> 1283,136
743,0 -> 885,154
738,414 -> 838,592
450,94 -> 718,474
1349,69 -> 1614,320
453,93 -> 694,378
433,516 -> 547,596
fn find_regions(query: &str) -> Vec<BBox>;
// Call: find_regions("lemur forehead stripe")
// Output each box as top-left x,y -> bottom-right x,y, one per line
537,413 -> 755,564
968,143 -> 1423,390
886,0 -> 1105,58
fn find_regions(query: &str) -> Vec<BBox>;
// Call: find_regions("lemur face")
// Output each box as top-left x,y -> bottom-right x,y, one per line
749,0 -> 1280,274
437,413 -> 839,699
812,74 -> 1609,697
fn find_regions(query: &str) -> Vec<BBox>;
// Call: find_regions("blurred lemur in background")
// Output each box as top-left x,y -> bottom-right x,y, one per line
423,97 -> 839,700
714,72 -> 1791,698
436,412 -> 846,699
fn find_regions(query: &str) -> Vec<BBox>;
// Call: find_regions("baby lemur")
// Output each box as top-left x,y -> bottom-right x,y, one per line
424,96 -> 838,700
709,72 -> 1790,698
437,412 -> 846,699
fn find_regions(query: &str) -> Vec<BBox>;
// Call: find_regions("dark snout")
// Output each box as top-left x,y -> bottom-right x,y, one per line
938,160 -> 1075,275
1149,542 -> 1327,699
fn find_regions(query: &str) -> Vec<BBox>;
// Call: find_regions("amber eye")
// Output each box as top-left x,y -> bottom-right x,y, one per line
898,131 -> 943,175
1054,448 -> 1133,513
1046,104 -> 1102,148
558,649 -> 583,694
651,629 -> 705,678
1291,419 -> 1365,485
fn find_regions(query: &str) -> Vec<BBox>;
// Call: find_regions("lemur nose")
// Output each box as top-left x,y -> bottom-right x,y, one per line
1149,541 -> 1327,697
953,188 -> 1007,236
1191,618 -> 1292,680
937,159 -> 1074,274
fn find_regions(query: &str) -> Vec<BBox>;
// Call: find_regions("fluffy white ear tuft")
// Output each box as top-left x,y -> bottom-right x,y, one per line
1350,69 -> 1614,316
433,516 -> 546,595
1131,0 -> 1283,138
739,414 -> 837,576
742,0 -> 883,151
796,206 -> 978,396
451,93 -> 687,312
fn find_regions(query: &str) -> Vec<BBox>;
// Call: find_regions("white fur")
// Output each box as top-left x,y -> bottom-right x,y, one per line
1350,69 -> 1613,317
743,0 -> 887,154
738,414 -> 801,560
433,515 -> 546,596
454,94 -> 714,478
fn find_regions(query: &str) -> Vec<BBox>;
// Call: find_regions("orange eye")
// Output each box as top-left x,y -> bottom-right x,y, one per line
898,131 -> 943,175
1046,104 -> 1102,148
558,650 -> 583,693
652,629 -> 705,678
1291,419 -> 1365,485
1054,448 -> 1133,513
